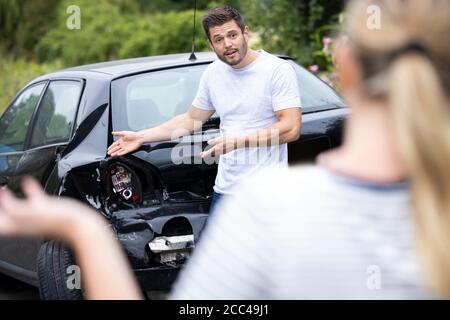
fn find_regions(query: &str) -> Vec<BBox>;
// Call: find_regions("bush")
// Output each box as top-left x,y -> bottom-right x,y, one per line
0,58 -> 62,114
243,0 -> 343,66
118,10 -> 209,59
34,0 -> 127,66
1,0 -> 345,113
0,0 -> 60,58
34,1 -> 210,67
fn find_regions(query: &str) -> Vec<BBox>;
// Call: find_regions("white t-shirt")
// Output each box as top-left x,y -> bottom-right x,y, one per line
193,50 -> 301,195
170,166 -> 432,299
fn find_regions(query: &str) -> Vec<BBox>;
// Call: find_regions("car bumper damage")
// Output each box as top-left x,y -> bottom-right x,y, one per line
55,156 -> 210,290
111,206 -> 208,289
46,105 -> 213,289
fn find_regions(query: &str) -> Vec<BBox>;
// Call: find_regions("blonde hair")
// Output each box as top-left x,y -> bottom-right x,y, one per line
344,0 -> 450,298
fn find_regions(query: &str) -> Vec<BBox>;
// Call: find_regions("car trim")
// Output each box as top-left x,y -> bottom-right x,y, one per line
0,259 -> 38,287
23,81 -> 51,150
22,142 -> 69,153
60,103 -> 108,157
111,61 -> 213,81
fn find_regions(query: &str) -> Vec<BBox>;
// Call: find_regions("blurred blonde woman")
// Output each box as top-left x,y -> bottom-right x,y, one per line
0,0 -> 449,299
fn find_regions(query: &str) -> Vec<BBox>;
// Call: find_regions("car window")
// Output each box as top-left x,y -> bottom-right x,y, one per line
0,83 -> 46,152
112,64 -> 205,131
30,81 -> 83,148
112,61 -> 343,132
287,60 -> 343,110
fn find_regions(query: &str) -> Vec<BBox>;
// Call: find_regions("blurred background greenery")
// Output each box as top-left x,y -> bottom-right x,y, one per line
0,0 -> 343,113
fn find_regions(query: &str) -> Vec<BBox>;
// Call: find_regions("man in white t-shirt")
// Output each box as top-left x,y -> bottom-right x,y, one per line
107,6 -> 302,210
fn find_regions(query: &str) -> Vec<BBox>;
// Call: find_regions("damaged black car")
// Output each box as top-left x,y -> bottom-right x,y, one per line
0,52 -> 347,299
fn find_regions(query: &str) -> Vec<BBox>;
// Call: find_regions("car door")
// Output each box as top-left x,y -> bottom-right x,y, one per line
11,79 -> 84,272
0,82 -> 47,271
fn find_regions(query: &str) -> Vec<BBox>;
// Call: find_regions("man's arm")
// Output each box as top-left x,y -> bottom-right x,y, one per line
137,106 -> 214,142
243,107 -> 302,146
201,107 -> 301,158
108,106 -> 214,157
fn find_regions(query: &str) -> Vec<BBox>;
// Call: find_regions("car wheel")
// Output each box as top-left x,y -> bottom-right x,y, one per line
37,240 -> 83,300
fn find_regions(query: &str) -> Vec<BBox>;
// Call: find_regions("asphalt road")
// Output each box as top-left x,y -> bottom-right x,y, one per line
0,273 -> 168,300
0,273 -> 40,300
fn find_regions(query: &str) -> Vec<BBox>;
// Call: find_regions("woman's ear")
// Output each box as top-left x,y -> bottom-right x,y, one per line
335,39 -> 363,95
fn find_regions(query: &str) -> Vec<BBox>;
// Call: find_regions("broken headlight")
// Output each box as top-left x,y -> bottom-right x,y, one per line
109,164 -> 142,202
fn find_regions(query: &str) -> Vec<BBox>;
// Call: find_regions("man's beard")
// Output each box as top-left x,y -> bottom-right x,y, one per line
217,41 -> 248,66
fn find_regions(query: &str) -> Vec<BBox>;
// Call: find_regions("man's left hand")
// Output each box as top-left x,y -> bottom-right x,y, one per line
200,136 -> 243,158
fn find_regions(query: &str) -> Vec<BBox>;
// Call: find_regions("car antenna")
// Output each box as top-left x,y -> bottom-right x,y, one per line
189,0 -> 198,61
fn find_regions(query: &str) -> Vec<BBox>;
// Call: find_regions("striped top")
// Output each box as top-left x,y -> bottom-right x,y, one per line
170,166 -> 433,299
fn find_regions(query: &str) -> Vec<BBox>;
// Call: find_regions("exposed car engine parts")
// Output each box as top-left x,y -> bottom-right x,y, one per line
148,234 -> 195,267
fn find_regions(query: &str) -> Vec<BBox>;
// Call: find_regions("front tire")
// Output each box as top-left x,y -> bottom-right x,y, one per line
37,241 -> 83,300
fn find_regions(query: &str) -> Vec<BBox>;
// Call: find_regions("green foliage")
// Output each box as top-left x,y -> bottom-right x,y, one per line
134,0 -> 209,12
1,0 -> 345,115
34,0 -> 209,66
34,0 -> 127,66
243,0 -> 343,66
118,10 -> 209,59
0,58 -> 62,114
206,0 -> 243,10
0,0 -> 60,58
0,0 -> 22,47
2,0 -> 344,68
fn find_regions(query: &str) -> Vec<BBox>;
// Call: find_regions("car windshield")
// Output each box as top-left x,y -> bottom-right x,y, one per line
112,60 -> 343,132
286,60 -> 343,111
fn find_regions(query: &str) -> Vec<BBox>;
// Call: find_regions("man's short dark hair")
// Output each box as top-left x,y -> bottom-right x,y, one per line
202,6 -> 246,41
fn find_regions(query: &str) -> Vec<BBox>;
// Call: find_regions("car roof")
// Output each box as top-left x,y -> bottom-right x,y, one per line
31,52 -> 292,83
65,52 -> 217,76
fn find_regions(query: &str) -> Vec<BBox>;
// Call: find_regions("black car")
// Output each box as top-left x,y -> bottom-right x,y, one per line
0,52 -> 347,299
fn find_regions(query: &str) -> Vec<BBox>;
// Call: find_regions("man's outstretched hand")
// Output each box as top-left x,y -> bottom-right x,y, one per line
107,131 -> 144,157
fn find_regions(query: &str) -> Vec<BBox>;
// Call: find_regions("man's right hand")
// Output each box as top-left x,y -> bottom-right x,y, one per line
107,131 -> 144,156
107,107 -> 214,157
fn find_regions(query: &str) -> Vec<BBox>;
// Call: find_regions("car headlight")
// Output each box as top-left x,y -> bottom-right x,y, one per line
109,164 -> 141,202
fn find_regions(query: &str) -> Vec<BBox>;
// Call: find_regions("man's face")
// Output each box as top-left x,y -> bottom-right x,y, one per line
208,20 -> 249,66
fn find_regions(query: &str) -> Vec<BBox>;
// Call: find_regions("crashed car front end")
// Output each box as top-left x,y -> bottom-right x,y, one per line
42,85 -> 213,289
55,156 -> 211,289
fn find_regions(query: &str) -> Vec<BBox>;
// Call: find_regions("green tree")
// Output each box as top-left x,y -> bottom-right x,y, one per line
0,0 -> 24,55
118,10 -> 209,59
0,58 -> 62,114
34,0 -> 212,66
0,0 -> 61,58
135,0 -> 208,12
34,0 -> 127,65
243,0 -> 343,66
